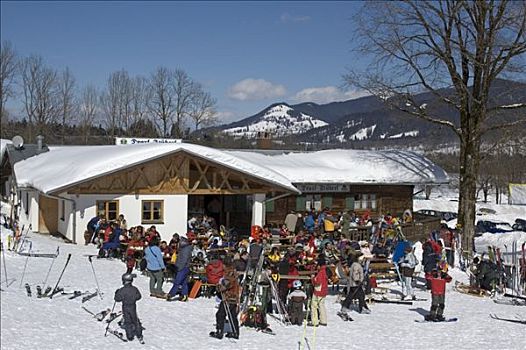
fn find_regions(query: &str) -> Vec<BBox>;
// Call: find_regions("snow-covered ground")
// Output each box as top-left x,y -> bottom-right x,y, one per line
1,187 -> 525,350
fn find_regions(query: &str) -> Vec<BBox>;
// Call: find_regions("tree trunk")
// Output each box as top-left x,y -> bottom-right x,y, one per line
458,134 -> 481,253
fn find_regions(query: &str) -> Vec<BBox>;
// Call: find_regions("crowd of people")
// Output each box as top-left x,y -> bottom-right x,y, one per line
85,207 -> 466,341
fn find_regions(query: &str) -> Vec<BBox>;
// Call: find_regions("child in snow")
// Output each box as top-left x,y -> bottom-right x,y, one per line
425,266 -> 452,321
115,273 -> 143,342
287,280 -> 307,325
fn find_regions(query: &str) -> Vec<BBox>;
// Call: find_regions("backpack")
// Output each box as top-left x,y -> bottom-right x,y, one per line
139,258 -> 147,271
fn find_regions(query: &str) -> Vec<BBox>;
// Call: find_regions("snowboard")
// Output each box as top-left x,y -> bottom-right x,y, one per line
415,317 -> 458,323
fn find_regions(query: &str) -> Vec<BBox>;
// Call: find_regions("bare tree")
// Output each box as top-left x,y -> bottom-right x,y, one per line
147,67 -> 174,137
347,1 -> 526,252
21,55 -> 58,141
0,41 -> 18,123
171,69 -> 197,138
129,76 -> 149,136
57,67 -> 76,144
101,70 -> 132,139
79,85 -> 99,144
189,87 -> 218,131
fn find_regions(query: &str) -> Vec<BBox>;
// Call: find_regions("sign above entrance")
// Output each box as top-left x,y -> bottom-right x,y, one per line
115,137 -> 183,145
295,183 -> 350,193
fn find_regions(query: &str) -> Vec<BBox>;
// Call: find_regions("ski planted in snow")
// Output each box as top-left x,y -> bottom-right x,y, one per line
24,283 -> 31,297
49,253 -> 72,299
489,314 -> 526,325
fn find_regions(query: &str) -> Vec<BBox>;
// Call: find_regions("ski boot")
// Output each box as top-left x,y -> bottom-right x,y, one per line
424,314 -> 436,322
209,330 -> 223,339
179,295 -> 188,302
225,332 -> 238,339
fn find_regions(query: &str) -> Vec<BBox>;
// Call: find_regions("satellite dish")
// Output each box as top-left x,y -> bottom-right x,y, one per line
12,135 -> 24,149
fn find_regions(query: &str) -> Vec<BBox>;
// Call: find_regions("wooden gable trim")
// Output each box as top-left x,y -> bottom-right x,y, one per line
65,151 -> 287,195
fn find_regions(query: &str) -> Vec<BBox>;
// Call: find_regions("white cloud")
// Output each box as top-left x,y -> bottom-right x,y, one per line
292,86 -> 370,104
228,78 -> 287,101
280,13 -> 311,23
215,110 -> 238,123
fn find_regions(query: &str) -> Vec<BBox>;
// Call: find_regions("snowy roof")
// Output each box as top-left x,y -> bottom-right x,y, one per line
13,143 -> 299,194
226,149 -> 449,185
0,139 -> 12,164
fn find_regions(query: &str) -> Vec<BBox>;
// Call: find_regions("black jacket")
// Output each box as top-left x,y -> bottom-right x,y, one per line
115,284 -> 142,307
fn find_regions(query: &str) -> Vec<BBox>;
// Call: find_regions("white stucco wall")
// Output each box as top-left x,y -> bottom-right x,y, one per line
252,193 -> 265,227
18,189 -> 39,231
59,193 -> 189,243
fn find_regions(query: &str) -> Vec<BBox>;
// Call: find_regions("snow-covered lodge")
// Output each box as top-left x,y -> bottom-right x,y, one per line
1,139 -> 448,243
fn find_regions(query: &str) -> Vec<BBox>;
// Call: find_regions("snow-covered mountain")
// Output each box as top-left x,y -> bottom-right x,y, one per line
222,104 -> 328,138
205,79 -> 526,148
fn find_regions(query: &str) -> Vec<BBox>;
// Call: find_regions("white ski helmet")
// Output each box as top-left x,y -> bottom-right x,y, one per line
293,280 -> 302,289
122,273 -> 136,285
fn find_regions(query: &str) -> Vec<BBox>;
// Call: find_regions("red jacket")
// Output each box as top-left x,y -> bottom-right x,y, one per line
312,265 -> 328,297
206,260 -> 225,285
430,273 -> 452,296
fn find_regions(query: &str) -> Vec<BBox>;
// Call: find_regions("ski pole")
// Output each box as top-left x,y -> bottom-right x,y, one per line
104,300 -> 117,337
42,247 -> 59,287
50,253 -> 72,299
88,256 -> 103,300
19,253 -> 31,288
1,242 -> 8,287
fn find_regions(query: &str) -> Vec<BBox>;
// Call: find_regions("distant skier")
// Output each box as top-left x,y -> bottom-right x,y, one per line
115,273 -> 143,343
425,265 -> 452,322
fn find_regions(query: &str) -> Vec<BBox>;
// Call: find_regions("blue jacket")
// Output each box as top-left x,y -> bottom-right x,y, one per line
304,215 -> 315,231
87,216 -> 99,230
102,228 -> 121,250
145,245 -> 165,271
175,240 -> 193,270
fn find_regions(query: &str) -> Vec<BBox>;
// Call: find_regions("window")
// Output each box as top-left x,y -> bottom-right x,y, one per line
96,200 -> 119,221
60,200 -> 65,221
354,194 -> 377,210
25,192 -> 29,215
304,195 -> 322,211
142,200 -> 163,224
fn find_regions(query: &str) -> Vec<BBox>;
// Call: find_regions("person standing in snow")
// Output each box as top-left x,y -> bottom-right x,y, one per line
210,258 -> 240,339
309,255 -> 328,327
115,273 -> 143,342
167,236 -> 193,301
340,253 -> 370,317
287,280 -> 307,325
426,266 -> 452,321
144,237 -> 166,298
400,245 -> 418,300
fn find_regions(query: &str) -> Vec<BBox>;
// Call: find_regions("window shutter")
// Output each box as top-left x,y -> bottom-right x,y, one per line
265,200 -> 275,213
345,196 -> 355,210
322,196 -> 333,208
296,196 -> 306,211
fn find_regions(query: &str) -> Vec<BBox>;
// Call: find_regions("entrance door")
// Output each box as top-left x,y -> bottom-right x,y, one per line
39,196 -> 58,234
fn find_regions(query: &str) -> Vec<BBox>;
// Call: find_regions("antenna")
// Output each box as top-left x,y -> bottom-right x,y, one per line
12,135 -> 24,150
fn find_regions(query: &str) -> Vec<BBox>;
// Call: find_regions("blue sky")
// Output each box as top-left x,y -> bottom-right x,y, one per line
1,1 -> 367,123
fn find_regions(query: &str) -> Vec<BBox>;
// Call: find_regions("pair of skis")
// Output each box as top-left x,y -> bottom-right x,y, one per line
489,314 -> 526,325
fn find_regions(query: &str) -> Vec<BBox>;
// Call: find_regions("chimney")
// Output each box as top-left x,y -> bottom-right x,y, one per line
37,135 -> 44,152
